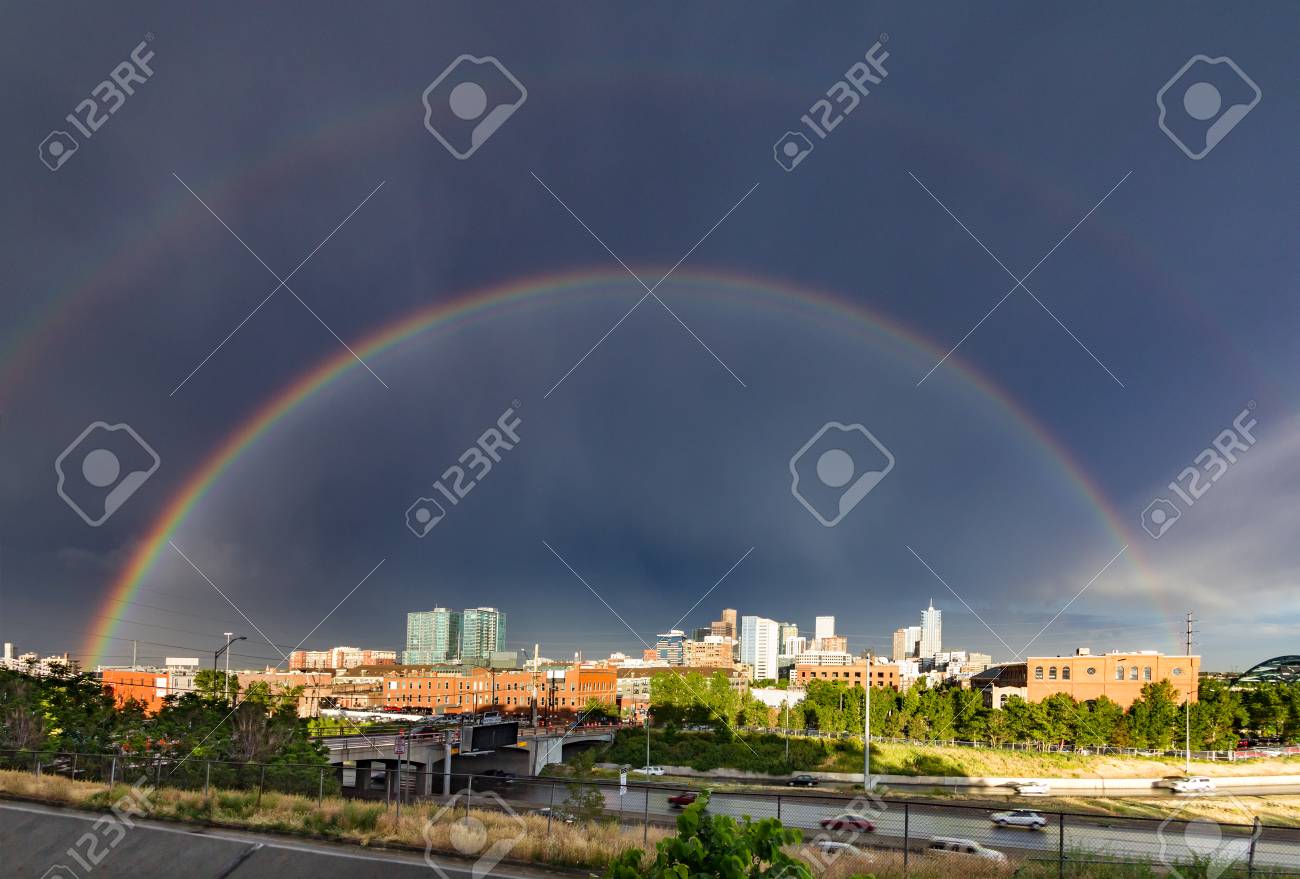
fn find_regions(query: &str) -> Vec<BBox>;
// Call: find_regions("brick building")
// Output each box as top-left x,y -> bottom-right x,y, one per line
1026,649 -> 1199,708
793,662 -> 900,689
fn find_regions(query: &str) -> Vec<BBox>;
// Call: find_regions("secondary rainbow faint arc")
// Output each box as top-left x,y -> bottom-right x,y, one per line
83,269 -> 1147,665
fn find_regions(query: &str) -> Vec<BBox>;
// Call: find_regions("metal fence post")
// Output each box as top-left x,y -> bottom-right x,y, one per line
903,802 -> 909,876
643,782 -> 650,843
547,782 -> 555,834
256,763 -> 266,808
1248,817 -> 1260,879
318,767 -> 325,806
71,752 -> 78,781
204,761 -> 210,796
35,758 -> 41,779
1058,810 -> 1065,879
155,753 -> 163,789
109,755 -> 117,786
465,774 -> 473,817
776,794 -> 781,823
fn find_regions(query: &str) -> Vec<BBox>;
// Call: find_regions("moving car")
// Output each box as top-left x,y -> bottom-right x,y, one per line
1170,776 -> 1216,793
927,837 -> 1009,863
480,712 -> 503,724
634,765 -> 666,776
787,774 -> 819,787
819,813 -> 875,833
479,769 -> 515,785
667,792 -> 698,808
1013,781 -> 1051,795
533,806 -> 575,824
807,840 -> 873,866
991,809 -> 1047,830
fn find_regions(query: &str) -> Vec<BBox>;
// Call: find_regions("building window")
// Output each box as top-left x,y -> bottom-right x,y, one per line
1172,667 -> 1183,676
1143,666 -> 1152,681
1034,666 -> 1044,680
1115,665 -> 1124,681
1062,667 -> 1071,680
1129,666 -> 1139,681
1086,666 -> 1096,676
1048,667 -> 1057,680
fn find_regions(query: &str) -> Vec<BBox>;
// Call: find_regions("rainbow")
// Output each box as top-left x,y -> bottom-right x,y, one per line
83,269 -> 1147,665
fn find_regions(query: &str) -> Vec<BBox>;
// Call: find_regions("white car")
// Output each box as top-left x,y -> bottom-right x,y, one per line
634,765 -> 666,776
1013,781 -> 1051,796
927,837 -> 1009,863
991,809 -> 1047,830
1170,776 -> 1216,793
807,840 -> 873,866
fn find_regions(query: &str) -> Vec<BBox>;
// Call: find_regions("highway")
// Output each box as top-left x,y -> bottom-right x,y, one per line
495,779 -> 1300,872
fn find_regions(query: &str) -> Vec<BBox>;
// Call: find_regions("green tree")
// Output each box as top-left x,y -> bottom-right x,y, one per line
605,792 -> 810,879
1127,681 -> 1182,750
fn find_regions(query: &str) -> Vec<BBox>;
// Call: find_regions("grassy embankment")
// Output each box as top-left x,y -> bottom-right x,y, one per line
601,728 -> 1300,779
0,768 -> 666,873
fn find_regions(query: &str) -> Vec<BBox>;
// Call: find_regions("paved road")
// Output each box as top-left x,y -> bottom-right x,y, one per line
0,800 -> 561,879
497,779 -> 1300,872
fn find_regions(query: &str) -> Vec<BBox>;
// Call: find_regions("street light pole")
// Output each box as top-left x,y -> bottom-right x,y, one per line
213,634 -> 247,702
864,649 -> 872,790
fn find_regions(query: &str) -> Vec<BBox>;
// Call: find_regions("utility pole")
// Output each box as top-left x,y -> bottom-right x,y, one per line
131,640 -> 138,671
645,710 -> 651,770
1185,611 -> 1195,774
531,643 -> 539,728
864,649 -> 872,790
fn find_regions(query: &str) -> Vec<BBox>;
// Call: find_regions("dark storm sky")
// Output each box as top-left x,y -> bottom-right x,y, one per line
2,3 -> 1298,672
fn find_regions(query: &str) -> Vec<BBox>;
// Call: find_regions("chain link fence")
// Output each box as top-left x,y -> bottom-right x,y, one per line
3,748 -> 1296,876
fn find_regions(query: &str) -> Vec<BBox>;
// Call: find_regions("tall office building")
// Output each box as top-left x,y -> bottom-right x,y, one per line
814,616 -> 835,643
891,627 -> 910,661
777,622 -> 800,651
404,608 -> 462,665
655,629 -> 687,665
461,607 -> 506,662
919,600 -> 942,658
712,608 -> 738,640
740,615 -> 780,681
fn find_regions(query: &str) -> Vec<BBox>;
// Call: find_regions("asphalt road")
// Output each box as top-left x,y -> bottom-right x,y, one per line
500,779 -> 1300,872
0,800 -> 562,879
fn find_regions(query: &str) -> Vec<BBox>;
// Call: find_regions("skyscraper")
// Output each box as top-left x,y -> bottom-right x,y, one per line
891,627 -> 909,661
461,607 -> 506,661
814,616 -> 835,643
655,629 -> 687,665
404,608 -> 462,664
712,608 -> 738,640
919,599 -> 942,658
740,615 -> 780,681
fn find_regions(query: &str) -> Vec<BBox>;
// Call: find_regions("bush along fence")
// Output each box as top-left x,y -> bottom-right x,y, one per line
1,747 -> 1293,877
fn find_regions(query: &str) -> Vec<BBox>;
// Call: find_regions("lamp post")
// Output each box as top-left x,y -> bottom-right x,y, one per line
864,650 -> 872,790
214,634 -> 247,702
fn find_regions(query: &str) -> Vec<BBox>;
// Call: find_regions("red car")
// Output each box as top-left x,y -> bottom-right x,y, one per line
820,813 -> 875,833
667,792 -> 698,808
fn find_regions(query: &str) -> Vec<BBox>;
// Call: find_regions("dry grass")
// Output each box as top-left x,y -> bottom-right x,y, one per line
871,741 -> 1300,780
0,769 -> 667,873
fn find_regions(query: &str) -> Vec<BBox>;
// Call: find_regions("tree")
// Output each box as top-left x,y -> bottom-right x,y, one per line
605,793 -> 810,879
1127,681 -> 1181,750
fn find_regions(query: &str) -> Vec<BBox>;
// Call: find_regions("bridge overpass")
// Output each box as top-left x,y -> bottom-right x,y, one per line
320,724 -> 618,799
